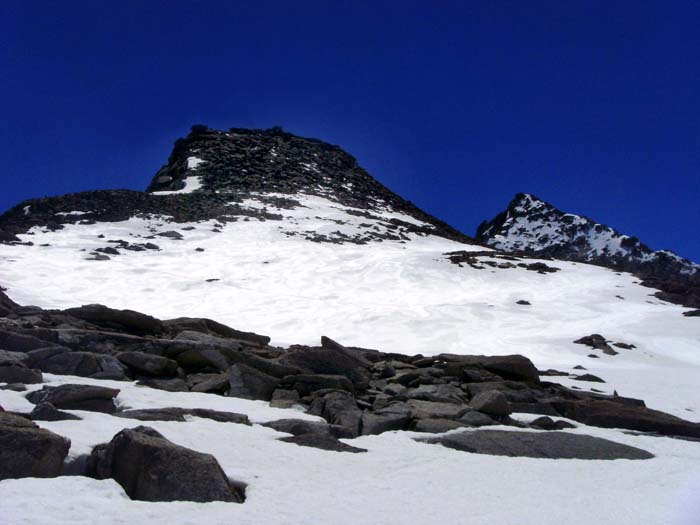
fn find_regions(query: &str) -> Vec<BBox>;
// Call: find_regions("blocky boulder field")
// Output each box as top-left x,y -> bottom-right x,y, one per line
0,299 -> 699,524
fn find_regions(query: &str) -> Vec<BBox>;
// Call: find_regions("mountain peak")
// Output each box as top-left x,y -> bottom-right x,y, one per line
0,125 -> 473,246
147,125 -> 398,210
477,193 -> 699,278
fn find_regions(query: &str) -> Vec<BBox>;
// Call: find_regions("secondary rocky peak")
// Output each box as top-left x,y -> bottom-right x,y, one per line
477,193 -> 699,279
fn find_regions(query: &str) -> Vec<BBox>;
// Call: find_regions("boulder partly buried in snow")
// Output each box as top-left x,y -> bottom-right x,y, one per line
114,407 -> 250,425
88,426 -> 244,502
0,412 -> 71,480
423,429 -> 653,460
26,384 -> 120,414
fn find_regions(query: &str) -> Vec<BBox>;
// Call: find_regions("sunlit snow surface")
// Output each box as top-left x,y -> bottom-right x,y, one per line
1,193 -> 700,524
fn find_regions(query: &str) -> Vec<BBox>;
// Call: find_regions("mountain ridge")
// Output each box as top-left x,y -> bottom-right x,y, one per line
477,192 -> 699,278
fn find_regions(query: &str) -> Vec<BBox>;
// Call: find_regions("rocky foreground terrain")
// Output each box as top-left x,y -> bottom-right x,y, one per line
1,126 -> 699,524
1,293 -> 698,512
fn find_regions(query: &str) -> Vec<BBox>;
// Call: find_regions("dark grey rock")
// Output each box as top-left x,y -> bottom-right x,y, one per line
87,426 -> 244,502
437,354 -> 540,383
529,416 -> 576,430
361,409 -> 410,435
0,383 -> 27,391
0,418 -> 71,479
26,384 -> 120,413
227,363 -> 278,401
0,350 -> 29,367
114,407 -> 250,425
162,317 -> 270,347
136,378 -> 189,392
63,304 -> 163,335
406,399 -> 468,420
407,383 -> 469,404
458,410 -> 498,427
189,373 -> 229,394
572,373 -> 606,383
279,340 -> 370,391
30,402 -> 81,421
574,334 -> 618,355
413,418 -> 466,433
279,433 -> 367,453
469,390 -> 512,417
0,411 -> 34,427
0,365 -> 43,384
156,230 -> 184,240
311,390 -> 363,437
117,351 -> 179,377
286,374 -> 355,396
261,418 -> 349,438
552,399 -> 700,439
426,429 -> 653,459
92,355 -> 128,380
270,388 -> 301,408
0,330 -> 53,352
33,350 -> 100,377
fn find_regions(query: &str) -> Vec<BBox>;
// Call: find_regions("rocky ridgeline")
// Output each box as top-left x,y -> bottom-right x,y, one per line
1,288 -> 699,502
477,193 -> 700,308
0,125 -> 472,246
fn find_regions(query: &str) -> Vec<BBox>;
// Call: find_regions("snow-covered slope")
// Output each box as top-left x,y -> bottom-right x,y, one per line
1,191 -> 699,416
477,193 -> 699,277
1,128 -> 699,525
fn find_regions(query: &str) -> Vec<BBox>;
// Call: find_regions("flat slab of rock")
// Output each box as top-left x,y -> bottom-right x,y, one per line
164,318 -> 271,347
136,378 -> 189,392
88,426 -> 244,502
26,384 -> 120,413
552,399 -> 700,439
437,354 -> 540,383
424,429 -> 653,460
114,407 -> 250,425
63,304 -> 163,336
279,433 -> 367,453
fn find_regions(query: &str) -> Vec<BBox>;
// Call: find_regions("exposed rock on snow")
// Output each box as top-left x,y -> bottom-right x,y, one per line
424,429 -> 653,460
114,407 -> 250,424
552,399 -> 700,439
0,410 -> 70,480
26,384 -> 120,414
468,390 -> 513,417
30,402 -> 81,422
279,432 -> 367,453
88,425 -> 245,502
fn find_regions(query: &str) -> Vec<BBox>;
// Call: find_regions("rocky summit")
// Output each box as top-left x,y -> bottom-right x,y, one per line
0,126 -> 699,525
0,126 -> 470,246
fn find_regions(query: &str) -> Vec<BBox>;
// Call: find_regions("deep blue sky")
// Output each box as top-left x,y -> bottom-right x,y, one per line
1,1 -> 698,260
